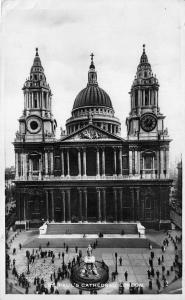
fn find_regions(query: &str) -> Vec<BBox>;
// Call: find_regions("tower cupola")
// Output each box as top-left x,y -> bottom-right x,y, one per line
15,48 -> 57,143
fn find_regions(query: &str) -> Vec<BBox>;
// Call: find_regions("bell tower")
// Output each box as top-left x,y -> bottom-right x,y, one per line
15,48 -> 57,142
126,45 -> 169,141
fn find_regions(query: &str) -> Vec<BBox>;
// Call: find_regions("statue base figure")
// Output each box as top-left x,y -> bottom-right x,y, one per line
70,245 -> 109,290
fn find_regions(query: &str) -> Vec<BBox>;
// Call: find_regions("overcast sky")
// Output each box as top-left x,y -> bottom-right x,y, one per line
1,0 -> 185,168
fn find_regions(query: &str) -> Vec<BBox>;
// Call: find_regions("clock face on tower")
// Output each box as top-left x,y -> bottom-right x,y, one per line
27,117 -> 41,134
140,114 -> 157,132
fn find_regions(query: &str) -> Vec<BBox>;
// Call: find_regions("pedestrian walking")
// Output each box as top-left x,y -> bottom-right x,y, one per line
151,251 -> 154,259
124,270 -> 128,281
156,270 -> 160,278
149,279 -> 152,289
119,257 -> 122,266
151,268 -> 154,277
147,269 -> 150,279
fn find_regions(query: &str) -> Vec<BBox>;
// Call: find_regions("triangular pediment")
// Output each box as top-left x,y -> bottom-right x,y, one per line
61,124 -> 125,142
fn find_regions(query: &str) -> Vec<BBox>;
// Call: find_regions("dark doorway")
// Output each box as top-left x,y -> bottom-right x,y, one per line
86,149 -> 96,176
87,189 -> 97,222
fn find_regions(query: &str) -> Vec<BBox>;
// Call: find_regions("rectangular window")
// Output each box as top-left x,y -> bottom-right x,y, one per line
122,155 -> 128,169
54,157 -> 61,170
145,155 -> 152,169
32,158 -> 39,171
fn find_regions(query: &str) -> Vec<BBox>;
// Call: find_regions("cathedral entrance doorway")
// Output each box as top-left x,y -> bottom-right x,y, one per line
86,149 -> 96,176
87,189 -> 97,222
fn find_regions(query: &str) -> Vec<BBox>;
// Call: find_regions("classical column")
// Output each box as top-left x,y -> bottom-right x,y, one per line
45,152 -> 48,175
78,189 -> 82,222
45,190 -> 49,220
15,152 -> 19,179
157,150 -> 160,179
96,188 -> 101,222
96,148 -> 100,177
61,190 -> 65,222
47,93 -> 49,109
51,190 -> 54,222
137,151 -> 140,174
102,188 -> 106,222
83,188 -> 88,222
113,148 -> 117,176
102,148 -> 105,176
118,188 -> 123,222
160,149 -> 164,178
78,149 -> 81,177
66,149 -> 70,177
38,158 -> 42,180
41,91 -> 44,108
82,148 -> 87,177
143,90 -> 145,105
66,189 -> 71,222
135,150 -> 138,174
152,156 -> 155,177
129,150 -> 132,175
23,195 -> 26,220
166,149 -> 169,178
28,158 -> 32,180
118,147 -> 123,176
113,188 -> 118,222
22,155 -> 24,178
50,152 -> 54,175
61,149 -> 64,177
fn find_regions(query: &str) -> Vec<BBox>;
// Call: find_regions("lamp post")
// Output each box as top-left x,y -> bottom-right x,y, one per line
115,252 -> 118,275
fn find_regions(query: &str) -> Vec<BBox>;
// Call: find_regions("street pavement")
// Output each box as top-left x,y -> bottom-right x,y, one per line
6,228 -> 182,295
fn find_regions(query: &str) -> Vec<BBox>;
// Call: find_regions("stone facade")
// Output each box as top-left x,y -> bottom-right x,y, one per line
13,46 -> 172,229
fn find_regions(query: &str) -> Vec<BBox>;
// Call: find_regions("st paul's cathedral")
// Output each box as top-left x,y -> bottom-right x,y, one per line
13,45 -> 172,229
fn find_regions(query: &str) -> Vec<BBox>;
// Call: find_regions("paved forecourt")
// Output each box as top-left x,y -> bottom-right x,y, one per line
6,229 -> 181,294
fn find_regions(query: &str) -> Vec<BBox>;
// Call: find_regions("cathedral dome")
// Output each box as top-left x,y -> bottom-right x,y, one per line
73,85 -> 113,110
72,54 -> 113,111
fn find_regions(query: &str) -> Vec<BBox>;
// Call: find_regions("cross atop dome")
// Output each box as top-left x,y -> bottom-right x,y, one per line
140,44 -> 149,64
36,47 -> 39,56
143,44 -> 145,53
89,52 -> 95,70
90,52 -> 94,62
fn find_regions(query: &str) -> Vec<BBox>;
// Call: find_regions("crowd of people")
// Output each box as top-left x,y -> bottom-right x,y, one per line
6,228 -> 182,294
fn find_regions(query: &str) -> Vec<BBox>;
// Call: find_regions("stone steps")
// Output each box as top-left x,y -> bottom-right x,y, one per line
46,223 -> 138,235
